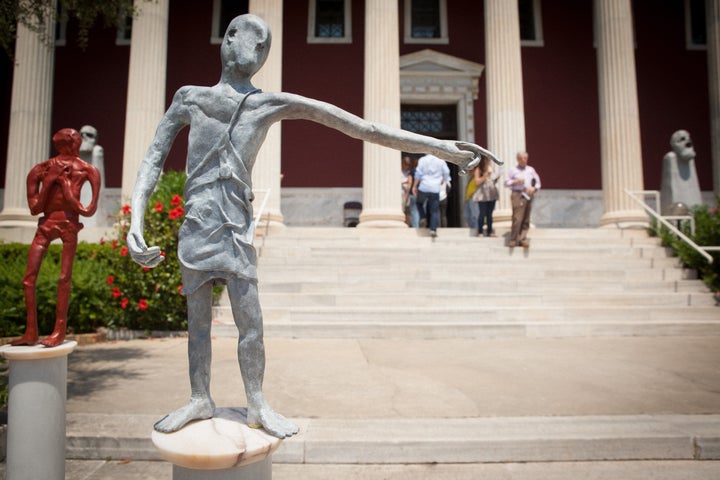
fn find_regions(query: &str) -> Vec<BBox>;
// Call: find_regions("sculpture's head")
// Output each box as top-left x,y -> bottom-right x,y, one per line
670,130 -> 695,162
79,125 -> 98,149
52,128 -> 81,156
221,14 -> 272,80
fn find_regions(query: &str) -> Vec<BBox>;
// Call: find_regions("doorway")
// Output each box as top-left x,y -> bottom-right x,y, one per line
401,104 -> 461,227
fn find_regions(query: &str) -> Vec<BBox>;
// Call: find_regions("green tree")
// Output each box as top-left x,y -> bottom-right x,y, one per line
0,0 -> 153,56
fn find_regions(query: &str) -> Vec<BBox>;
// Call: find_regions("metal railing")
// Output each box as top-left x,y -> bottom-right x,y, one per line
252,188 -> 272,256
625,189 -> 716,264
253,188 -> 271,226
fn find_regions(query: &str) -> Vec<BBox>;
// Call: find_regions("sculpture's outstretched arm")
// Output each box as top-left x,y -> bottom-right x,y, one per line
271,93 -> 503,171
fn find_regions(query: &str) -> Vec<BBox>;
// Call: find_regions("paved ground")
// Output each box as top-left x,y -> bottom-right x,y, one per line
65,335 -> 720,420
3,334 -> 720,478
60,335 -> 720,478
5,459 -> 718,480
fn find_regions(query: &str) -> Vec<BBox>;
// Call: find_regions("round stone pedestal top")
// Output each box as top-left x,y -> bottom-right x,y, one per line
0,340 -> 78,360
151,407 -> 283,470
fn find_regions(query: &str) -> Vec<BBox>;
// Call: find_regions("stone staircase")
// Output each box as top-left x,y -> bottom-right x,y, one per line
212,226 -> 719,339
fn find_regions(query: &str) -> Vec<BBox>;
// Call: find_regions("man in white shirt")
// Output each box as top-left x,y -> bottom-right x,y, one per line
413,154 -> 451,237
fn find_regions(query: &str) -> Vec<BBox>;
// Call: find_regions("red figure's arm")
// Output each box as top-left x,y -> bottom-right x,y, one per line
26,161 -> 60,215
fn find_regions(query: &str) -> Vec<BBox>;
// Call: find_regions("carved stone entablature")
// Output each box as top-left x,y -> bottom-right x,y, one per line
400,49 -> 484,143
400,49 -> 484,99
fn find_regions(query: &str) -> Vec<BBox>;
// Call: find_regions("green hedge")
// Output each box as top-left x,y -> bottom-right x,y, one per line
0,243 -> 112,337
652,196 -> 720,298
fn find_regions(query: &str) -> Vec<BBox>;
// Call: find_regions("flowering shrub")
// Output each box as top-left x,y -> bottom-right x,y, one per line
102,170 -> 189,330
656,196 -> 720,296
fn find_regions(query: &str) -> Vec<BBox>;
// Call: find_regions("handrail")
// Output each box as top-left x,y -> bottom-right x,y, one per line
625,189 -> 714,264
253,188 -> 271,225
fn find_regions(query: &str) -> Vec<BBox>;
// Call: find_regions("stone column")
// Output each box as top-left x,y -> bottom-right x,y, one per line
707,0 -> 720,196
484,0 -> 526,225
1,341 -> 77,480
250,0 -> 284,226
0,5 -> 56,226
594,0 -> 647,226
120,0 -> 170,202
358,0 -> 406,227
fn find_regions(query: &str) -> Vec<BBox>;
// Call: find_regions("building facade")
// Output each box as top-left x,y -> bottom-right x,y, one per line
0,0 -> 718,229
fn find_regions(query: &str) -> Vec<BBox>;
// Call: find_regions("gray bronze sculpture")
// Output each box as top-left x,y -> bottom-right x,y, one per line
79,125 -> 105,227
660,129 -> 702,214
128,13 -> 501,439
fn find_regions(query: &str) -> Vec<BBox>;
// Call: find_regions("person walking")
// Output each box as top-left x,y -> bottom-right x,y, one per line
504,151 -> 541,248
402,154 -> 419,227
413,154 -> 451,237
471,156 -> 499,237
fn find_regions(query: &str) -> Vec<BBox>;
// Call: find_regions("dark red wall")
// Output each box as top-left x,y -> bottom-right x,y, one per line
634,0 -> 712,190
281,0 -> 366,188
52,20 -> 130,188
522,0 -> 601,189
0,48 -> 12,188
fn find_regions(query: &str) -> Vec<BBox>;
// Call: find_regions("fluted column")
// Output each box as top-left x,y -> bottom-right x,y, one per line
0,4 -> 56,226
484,0 -> 526,225
358,0 -> 406,227
707,0 -> 720,196
250,0 -> 284,225
121,0 -> 169,202
595,0 -> 647,226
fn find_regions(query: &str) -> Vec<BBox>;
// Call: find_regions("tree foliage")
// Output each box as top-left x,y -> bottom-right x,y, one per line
0,0 -> 153,57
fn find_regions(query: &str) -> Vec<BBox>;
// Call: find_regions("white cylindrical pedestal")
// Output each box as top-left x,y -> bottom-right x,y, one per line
0,341 -> 77,480
152,407 -> 282,480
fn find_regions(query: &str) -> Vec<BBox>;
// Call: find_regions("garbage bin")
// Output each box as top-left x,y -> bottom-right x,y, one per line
343,201 -> 362,227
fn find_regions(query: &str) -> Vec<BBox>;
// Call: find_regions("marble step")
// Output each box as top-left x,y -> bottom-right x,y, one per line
211,305 -> 720,339
64,413 -> 720,464
256,264 -> 694,283
257,278 -> 708,294
247,292 -> 717,308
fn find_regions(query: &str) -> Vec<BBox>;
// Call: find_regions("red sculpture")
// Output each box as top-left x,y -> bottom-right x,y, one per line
11,128 -> 101,348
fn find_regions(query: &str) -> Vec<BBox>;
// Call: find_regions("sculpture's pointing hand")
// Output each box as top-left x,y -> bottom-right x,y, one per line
455,141 -> 504,173
127,232 -> 165,268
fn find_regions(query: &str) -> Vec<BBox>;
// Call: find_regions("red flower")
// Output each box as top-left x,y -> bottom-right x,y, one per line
121,204 -> 131,214
168,205 -> 185,220
120,246 -> 129,257
142,267 -> 150,272
111,240 -> 118,249
106,275 -> 114,285
177,285 -> 183,294
138,299 -> 148,310
120,297 -> 129,309
154,201 -> 164,213
171,194 -> 183,206
111,287 -> 122,298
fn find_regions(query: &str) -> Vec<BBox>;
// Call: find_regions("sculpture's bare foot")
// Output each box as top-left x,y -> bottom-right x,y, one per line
154,397 -> 216,433
11,333 -> 39,346
248,404 -> 299,439
40,330 -> 66,348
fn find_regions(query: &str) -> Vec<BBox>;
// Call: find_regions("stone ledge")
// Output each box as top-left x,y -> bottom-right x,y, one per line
61,414 -> 720,464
